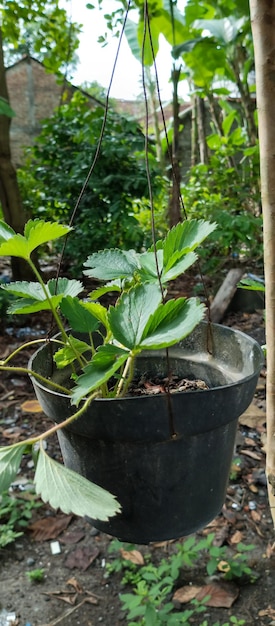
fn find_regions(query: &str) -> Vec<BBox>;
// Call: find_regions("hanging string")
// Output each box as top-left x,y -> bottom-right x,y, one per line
55,0 -> 132,277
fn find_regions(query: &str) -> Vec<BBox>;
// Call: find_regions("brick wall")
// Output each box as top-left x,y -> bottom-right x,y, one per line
6,56 -> 102,166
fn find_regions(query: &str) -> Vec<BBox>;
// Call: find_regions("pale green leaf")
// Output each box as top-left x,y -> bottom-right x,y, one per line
83,249 -> 139,281
89,281 -> 122,300
108,283 -> 162,350
0,97 -> 15,118
34,447 -> 121,520
0,234 -> 29,259
0,445 -> 27,493
60,296 -> 99,333
48,278 -> 83,298
82,302 -> 109,329
238,278 -> 265,292
140,297 -> 205,349
54,337 -> 92,368
0,220 -> 15,243
24,219 -> 72,251
7,295 -> 63,315
162,251 -> 197,283
71,345 -> 129,405
163,220 -> 216,271
0,220 -> 72,260
4,278 -> 83,314
222,110 -> 237,136
138,250 -> 163,281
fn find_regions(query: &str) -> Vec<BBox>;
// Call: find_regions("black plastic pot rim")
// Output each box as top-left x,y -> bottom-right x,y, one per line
28,322 -> 264,403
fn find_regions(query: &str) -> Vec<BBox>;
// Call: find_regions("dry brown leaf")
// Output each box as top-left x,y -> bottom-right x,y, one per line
258,606 -> 275,618
250,509 -> 262,523
230,530 -> 243,544
248,483 -> 258,493
83,594 -> 99,605
64,546 -> 100,571
265,543 -> 275,558
244,437 -> 257,447
66,578 -> 83,594
174,582 -> 238,608
43,591 -> 78,606
212,523 -> 230,547
195,582 -> 239,608
59,530 -> 86,545
239,403 -> 266,428
240,449 -> 262,461
173,585 -> 202,603
256,376 -> 266,391
28,514 -> 73,541
21,399 -> 43,413
120,549 -> 144,565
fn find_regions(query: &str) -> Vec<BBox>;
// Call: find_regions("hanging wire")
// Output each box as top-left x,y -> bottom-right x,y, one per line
56,0 -> 132,276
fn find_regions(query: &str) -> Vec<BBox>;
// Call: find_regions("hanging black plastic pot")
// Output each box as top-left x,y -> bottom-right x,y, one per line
29,322 -> 263,544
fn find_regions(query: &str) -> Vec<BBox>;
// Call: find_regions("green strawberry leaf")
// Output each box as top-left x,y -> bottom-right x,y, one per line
140,297 -> 205,349
162,251 -> 197,283
0,220 -> 15,243
0,444 -> 27,493
0,220 -> 72,260
60,297 -> 100,334
54,337 -> 92,368
138,250 -> 163,281
3,278 -> 83,314
89,281 -> 122,300
163,220 -> 216,272
108,283 -> 162,350
34,445 -> 121,520
83,249 -> 139,281
71,344 -> 129,405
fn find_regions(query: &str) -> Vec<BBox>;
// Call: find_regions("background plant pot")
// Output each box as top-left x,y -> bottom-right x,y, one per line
29,322 -> 263,544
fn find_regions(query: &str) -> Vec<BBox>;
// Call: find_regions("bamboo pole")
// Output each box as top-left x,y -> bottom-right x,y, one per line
249,0 -> 275,537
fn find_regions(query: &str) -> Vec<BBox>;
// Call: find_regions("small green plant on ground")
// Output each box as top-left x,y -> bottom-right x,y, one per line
0,489 -> 42,548
26,568 -> 45,583
106,535 -> 254,625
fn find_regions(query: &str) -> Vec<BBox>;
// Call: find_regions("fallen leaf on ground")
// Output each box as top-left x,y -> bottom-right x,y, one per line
173,582 -> 238,608
258,606 -> 275,618
28,514 -> 73,541
120,549 -> 144,565
230,530 -> 243,544
240,449 -> 262,461
65,546 -> 100,571
173,585 -> 202,603
196,582 -> 239,608
43,590 -> 78,605
59,530 -> 86,544
21,399 -> 43,413
212,523 -> 230,547
66,578 -> 83,594
239,403 -> 266,428
265,543 -> 275,558
251,509 -> 262,523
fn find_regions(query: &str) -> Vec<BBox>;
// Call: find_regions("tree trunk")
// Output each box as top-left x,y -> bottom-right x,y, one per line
168,65 -> 182,227
249,0 -> 275,537
196,96 -> 208,165
0,29 -> 33,279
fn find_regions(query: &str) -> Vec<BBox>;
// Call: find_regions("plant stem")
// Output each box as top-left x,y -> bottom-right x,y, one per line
116,354 -> 135,397
21,393 -> 98,447
0,337 -> 64,366
28,257 -> 69,343
0,364 -> 71,395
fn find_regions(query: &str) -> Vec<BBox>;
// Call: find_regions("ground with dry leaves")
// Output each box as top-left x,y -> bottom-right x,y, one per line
1,305 -> 275,626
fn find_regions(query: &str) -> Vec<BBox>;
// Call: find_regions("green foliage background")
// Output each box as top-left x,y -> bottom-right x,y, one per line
18,93 -> 165,273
